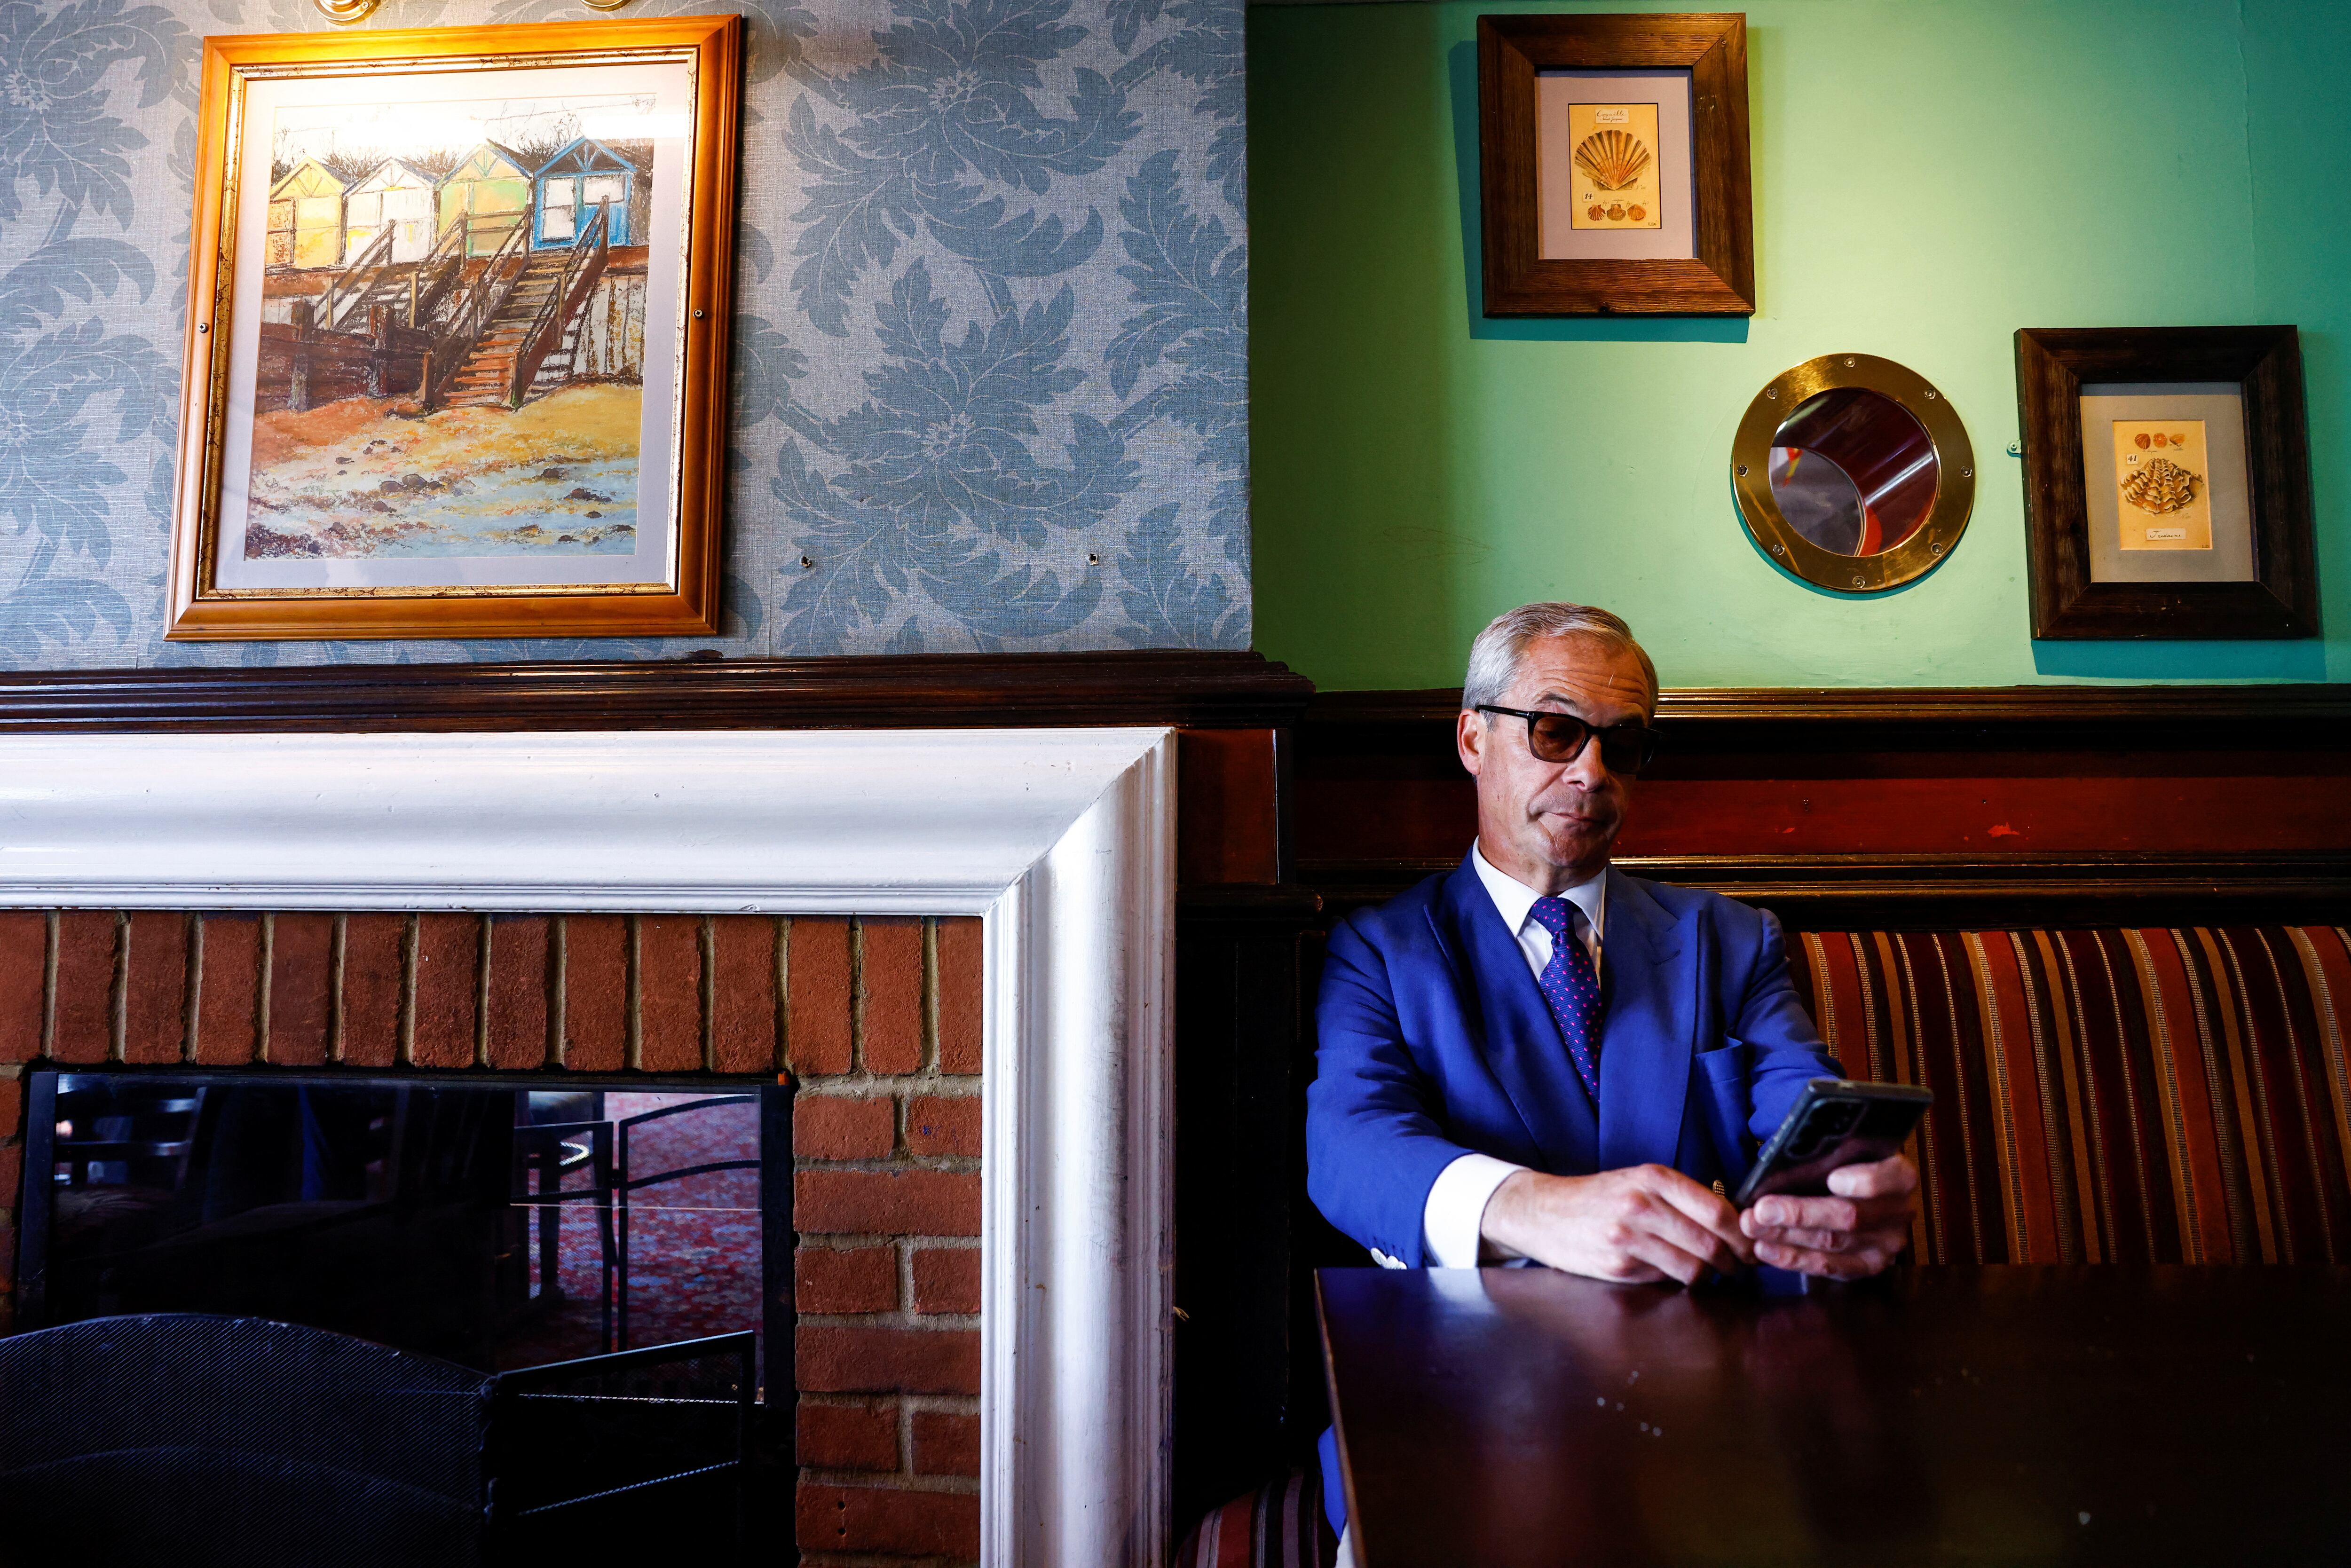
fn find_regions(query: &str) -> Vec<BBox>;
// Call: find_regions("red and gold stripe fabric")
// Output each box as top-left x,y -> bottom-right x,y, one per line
1175,1470 -> 1333,1568
1786,927 -> 2351,1266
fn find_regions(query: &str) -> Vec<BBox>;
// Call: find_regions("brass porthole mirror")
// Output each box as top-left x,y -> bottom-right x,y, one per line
1731,354 -> 1974,593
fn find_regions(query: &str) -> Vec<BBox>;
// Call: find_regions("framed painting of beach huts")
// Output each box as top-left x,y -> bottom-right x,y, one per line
167,16 -> 740,639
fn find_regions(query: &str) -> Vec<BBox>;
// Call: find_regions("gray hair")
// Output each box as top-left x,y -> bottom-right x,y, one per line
1461,602 -> 1659,714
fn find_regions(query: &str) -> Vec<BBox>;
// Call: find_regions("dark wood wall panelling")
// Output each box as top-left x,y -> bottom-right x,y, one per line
0,651 -> 1311,731
1300,684 -> 2351,928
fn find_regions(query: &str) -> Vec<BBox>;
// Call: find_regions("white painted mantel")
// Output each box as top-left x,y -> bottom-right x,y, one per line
0,728 -> 1177,1568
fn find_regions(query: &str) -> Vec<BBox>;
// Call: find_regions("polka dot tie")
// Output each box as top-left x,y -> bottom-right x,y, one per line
1529,896 -> 1604,1100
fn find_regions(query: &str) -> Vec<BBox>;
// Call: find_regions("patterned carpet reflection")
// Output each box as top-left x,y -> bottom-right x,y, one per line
497,1092 -> 764,1371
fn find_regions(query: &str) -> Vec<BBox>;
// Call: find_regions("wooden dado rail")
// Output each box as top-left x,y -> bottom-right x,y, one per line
2,658 -> 2344,922
1299,683 -> 2351,928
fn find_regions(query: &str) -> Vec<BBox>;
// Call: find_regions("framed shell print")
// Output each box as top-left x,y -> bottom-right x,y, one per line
166,16 -> 740,640
1477,12 -> 1754,316
2014,326 -> 2318,639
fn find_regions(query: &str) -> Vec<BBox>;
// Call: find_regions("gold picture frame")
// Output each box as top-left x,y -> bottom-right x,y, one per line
166,16 -> 740,640
1730,353 -> 1976,595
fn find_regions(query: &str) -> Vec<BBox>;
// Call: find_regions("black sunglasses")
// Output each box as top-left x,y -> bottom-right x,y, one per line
1475,705 -> 1661,774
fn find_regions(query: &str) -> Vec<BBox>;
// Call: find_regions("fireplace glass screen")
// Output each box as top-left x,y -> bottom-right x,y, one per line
12,1072 -> 787,1382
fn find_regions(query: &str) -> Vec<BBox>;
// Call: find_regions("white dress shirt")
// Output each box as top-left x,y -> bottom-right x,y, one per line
1406,844 -> 1607,1269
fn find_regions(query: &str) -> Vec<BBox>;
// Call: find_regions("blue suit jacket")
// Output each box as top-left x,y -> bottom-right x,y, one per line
1306,857 -> 1844,1536
1306,856 -> 1842,1269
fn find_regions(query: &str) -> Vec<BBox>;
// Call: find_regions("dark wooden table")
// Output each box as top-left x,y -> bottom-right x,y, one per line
1318,1265 -> 2351,1567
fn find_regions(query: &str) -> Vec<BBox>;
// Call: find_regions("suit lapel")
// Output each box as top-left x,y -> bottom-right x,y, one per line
1596,868 -> 1698,1172
1432,858 -> 1599,1173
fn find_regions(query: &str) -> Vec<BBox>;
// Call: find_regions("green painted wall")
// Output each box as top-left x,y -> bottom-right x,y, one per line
1249,0 -> 2351,689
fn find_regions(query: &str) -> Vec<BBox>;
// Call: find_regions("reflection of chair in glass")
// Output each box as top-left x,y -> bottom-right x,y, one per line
54,1089 -> 205,1187
511,1116 -> 616,1352
615,1096 -> 759,1351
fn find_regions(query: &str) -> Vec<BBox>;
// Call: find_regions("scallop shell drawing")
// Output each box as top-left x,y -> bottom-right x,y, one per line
1607,203 -> 1625,220
1627,204 -> 1647,221
1587,204 -> 1606,221
1574,129 -> 1652,192
2121,456 -> 2199,515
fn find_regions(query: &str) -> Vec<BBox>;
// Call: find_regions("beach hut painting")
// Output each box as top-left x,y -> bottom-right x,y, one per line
530,137 -> 648,249
237,94 -> 663,566
438,143 -> 533,258
170,16 -> 738,642
265,159 -> 348,270
343,158 -> 442,264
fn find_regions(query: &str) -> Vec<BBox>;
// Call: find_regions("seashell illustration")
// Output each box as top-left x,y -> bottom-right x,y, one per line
2121,455 -> 2199,515
1607,203 -> 1625,220
2171,433 -> 2188,445
2151,433 -> 2167,448
1574,129 -> 1652,192
1627,204 -> 1647,221
1587,204 -> 1606,221
2134,433 -> 2151,449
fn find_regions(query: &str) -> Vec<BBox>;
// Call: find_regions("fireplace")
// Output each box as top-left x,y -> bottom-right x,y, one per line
0,727 -> 1177,1566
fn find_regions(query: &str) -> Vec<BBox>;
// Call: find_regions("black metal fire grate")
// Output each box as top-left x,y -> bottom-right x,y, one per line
487,1331 -> 756,1554
0,1314 -> 755,1568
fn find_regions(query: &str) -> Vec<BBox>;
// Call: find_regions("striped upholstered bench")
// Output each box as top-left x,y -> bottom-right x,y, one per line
1785,925 -> 2351,1267
1175,1469 -> 1331,1568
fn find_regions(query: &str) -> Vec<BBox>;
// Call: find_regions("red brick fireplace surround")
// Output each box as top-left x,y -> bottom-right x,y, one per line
0,909 -> 989,1560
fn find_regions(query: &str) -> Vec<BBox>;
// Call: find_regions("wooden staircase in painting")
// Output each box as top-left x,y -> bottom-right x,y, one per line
431,204 -> 611,411
318,211 -> 475,337
437,249 -> 575,408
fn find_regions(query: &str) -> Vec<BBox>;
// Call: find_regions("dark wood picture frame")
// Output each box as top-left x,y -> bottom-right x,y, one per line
2015,326 -> 2319,640
1477,12 -> 1754,316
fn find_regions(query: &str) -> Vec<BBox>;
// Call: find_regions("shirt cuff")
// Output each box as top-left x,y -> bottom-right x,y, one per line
1421,1152 -> 1527,1268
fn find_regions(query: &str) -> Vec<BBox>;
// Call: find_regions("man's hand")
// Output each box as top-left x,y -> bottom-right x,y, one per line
1739,1154 -> 1918,1278
1482,1165 -> 1757,1286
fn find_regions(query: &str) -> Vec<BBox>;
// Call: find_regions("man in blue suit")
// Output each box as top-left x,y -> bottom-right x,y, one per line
1307,603 -> 1918,1556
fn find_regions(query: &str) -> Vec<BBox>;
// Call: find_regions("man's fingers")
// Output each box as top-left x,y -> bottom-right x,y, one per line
1622,1228 -> 1720,1287
1748,1193 -> 1912,1235
1747,1224 -> 1851,1253
1634,1197 -> 1751,1274
1748,1195 -> 1855,1233
1644,1167 -> 1758,1262
1826,1154 -> 1919,1199
1757,1239 -> 1893,1279
1753,1220 -> 1912,1255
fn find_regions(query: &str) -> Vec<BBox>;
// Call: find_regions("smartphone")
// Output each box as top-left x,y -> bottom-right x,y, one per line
1731,1079 -> 1933,1210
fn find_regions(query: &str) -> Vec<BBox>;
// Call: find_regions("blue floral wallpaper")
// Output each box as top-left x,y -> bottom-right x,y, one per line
0,0 -> 1247,665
